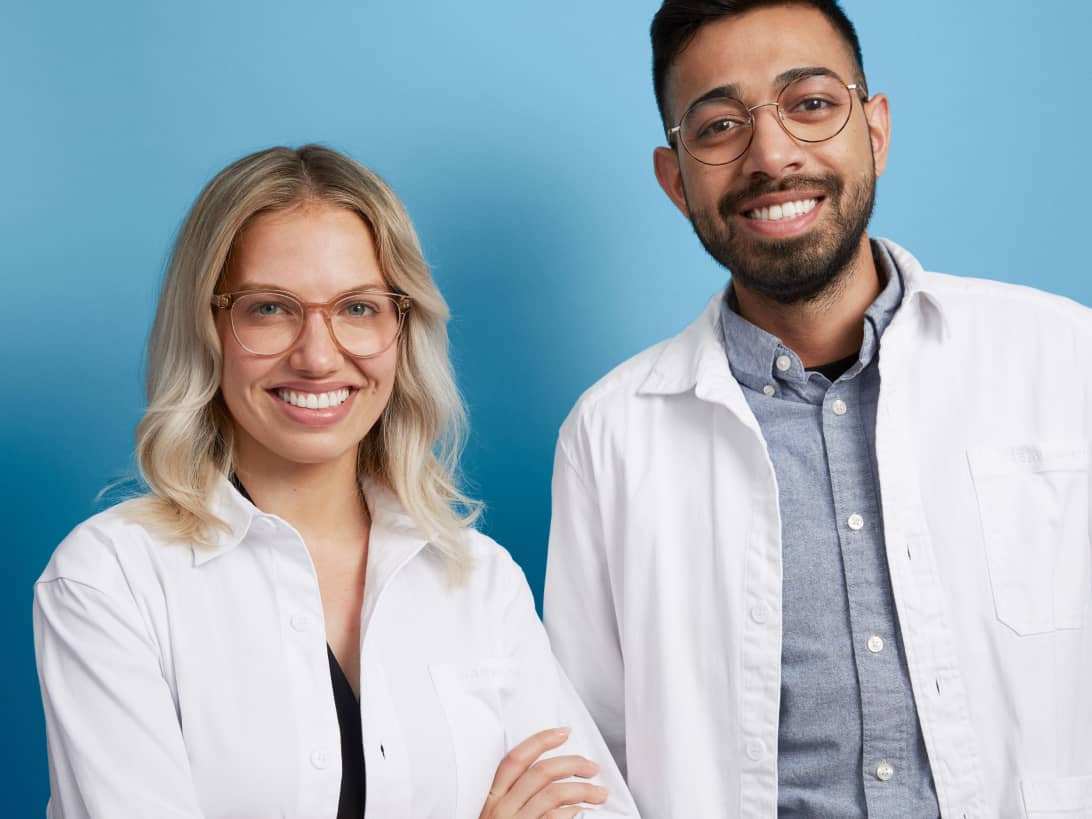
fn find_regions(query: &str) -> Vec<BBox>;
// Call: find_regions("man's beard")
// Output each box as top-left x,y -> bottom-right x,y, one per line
689,169 -> 876,305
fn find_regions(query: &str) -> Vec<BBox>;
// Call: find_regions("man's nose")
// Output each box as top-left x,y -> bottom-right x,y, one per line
738,103 -> 806,179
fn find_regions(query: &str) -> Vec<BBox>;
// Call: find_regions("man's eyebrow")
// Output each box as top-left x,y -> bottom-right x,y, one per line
681,66 -> 842,118
684,82 -> 744,115
773,65 -> 839,86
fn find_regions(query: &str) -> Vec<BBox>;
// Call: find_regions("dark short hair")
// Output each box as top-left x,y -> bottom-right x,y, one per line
651,0 -> 866,126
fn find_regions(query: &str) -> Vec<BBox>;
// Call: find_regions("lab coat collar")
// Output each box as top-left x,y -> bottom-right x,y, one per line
192,473 -> 429,572
638,237 -> 949,410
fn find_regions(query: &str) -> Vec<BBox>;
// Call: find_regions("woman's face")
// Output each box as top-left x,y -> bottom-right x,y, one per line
216,203 -> 400,474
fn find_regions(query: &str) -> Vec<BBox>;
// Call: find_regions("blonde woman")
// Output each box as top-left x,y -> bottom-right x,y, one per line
33,145 -> 638,819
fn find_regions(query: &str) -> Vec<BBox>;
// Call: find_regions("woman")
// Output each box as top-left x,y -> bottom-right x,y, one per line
33,145 -> 638,819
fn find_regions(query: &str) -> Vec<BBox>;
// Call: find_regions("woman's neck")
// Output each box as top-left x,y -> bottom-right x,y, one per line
232,446 -> 371,549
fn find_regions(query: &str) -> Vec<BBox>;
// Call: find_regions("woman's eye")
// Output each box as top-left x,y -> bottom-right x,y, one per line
344,302 -> 376,318
252,301 -> 287,316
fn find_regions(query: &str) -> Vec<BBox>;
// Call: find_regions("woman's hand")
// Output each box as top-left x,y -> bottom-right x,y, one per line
478,727 -> 609,819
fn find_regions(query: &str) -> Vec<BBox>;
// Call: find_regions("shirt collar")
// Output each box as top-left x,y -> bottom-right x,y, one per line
192,473 -> 428,568
638,237 -> 948,404
718,239 -> 908,392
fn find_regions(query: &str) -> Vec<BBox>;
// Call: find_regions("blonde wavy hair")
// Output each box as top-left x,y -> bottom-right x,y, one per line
131,144 -> 479,576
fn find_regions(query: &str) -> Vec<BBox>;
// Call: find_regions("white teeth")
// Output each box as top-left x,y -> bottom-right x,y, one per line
275,388 -> 351,409
747,198 -> 818,221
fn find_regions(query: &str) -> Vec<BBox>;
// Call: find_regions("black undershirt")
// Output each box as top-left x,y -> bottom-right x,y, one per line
807,351 -> 859,382
229,475 -> 366,818
327,646 -> 366,819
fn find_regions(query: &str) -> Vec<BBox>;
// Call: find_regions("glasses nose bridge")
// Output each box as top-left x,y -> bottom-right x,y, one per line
295,301 -> 341,352
746,99 -> 788,130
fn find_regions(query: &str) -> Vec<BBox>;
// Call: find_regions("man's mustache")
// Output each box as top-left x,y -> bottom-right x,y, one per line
717,174 -> 844,220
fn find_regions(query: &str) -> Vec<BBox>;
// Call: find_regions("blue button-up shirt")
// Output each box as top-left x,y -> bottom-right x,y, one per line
720,242 -> 940,817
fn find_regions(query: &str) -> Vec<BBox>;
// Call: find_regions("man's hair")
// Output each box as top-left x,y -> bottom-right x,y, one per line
651,0 -> 866,126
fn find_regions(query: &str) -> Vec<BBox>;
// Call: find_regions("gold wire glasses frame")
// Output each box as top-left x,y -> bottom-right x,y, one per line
211,288 -> 412,358
667,72 -> 868,166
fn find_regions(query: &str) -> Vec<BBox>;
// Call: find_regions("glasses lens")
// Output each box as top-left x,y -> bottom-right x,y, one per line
777,74 -> 854,142
680,97 -> 752,165
231,292 -> 304,355
331,292 -> 404,357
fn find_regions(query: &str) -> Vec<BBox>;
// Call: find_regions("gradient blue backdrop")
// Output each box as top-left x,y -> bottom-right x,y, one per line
4,1 -> 1090,811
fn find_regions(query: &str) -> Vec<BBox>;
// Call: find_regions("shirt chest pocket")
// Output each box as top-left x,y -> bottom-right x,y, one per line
1021,774 -> 1092,817
968,441 -> 1091,636
429,659 -> 513,817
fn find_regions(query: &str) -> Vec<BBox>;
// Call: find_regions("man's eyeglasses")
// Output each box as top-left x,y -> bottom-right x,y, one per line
211,288 -> 411,358
667,72 -> 868,166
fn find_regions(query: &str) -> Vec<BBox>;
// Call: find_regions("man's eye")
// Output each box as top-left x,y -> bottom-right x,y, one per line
697,117 -> 746,140
794,96 -> 834,113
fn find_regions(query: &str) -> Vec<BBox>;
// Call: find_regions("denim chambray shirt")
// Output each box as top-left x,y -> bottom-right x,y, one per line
720,241 -> 940,818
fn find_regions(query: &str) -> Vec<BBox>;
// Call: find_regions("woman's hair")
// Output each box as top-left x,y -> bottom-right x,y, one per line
131,144 -> 480,577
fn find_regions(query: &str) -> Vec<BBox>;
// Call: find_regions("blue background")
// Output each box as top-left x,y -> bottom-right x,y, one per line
4,0 -> 1090,810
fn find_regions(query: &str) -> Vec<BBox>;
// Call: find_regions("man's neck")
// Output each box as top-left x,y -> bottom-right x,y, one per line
732,236 -> 881,368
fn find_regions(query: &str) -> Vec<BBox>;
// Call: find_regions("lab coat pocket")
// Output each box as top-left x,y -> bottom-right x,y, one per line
429,659 -> 514,817
967,441 -> 1091,636
1021,774 -> 1092,817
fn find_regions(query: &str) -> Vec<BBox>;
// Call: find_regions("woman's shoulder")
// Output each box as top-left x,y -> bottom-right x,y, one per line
38,498 -> 185,593
458,529 -> 536,605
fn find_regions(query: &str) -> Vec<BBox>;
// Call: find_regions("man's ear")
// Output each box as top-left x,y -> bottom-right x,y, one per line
863,92 -> 891,177
654,145 -> 691,218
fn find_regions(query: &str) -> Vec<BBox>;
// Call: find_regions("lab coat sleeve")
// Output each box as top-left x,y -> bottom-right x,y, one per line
34,571 -> 205,819
495,551 -> 640,817
542,432 -> 628,778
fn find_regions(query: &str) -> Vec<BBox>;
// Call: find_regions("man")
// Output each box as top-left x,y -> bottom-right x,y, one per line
543,1 -> 1092,816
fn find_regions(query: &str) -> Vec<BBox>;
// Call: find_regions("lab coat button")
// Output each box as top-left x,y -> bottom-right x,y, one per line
750,605 -> 770,624
310,749 -> 330,769
290,614 -> 314,632
848,513 -> 865,531
775,355 -> 792,372
745,739 -> 766,761
876,761 -> 894,781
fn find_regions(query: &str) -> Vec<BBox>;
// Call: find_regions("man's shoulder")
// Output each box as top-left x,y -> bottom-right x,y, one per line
568,338 -> 674,417
878,236 -> 1092,334
919,267 -> 1092,329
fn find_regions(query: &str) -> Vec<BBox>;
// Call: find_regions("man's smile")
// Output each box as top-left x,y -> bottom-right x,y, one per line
734,191 -> 827,238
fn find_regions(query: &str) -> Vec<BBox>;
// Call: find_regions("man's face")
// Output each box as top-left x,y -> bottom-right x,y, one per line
653,5 -> 890,304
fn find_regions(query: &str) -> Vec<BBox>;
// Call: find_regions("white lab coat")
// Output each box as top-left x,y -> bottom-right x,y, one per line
34,477 -> 639,819
544,239 -> 1092,818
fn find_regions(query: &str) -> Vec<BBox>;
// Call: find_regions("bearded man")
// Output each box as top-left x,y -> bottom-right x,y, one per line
543,1 -> 1092,816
